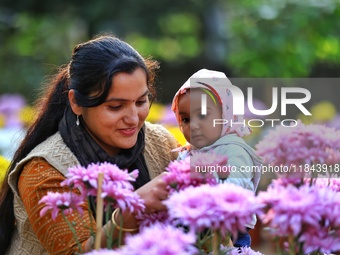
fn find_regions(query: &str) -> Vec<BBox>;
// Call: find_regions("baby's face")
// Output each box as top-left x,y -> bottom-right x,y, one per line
177,88 -> 222,149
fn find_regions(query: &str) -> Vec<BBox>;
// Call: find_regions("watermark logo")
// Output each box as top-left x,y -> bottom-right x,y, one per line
196,78 -> 312,128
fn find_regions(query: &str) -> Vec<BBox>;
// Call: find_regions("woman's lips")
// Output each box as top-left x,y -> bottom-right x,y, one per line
119,127 -> 137,136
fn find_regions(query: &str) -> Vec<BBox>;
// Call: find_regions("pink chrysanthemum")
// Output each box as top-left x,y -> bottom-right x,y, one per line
136,211 -> 170,230
164,157 -> 200,192
39,191 -> 84,220
61,164 -> 99,196
312,175 -> 340,192
61,162 -> 138,196
256,121 -> 340,170
84,249 -> 122,255
257,184 -> 321,237
121,223 -> 197,255
164,183 -> 262,238
299,227 -> 340,254
98,162 -> 138,190
164,152 -> 228,192
190,151 -> 228,168
258,182 -> 340,253
207,245 -> 264,255
101,183 -> 144,214
314,186 -> 340,228
236,246 -> 265,255
190,151 -> 230,179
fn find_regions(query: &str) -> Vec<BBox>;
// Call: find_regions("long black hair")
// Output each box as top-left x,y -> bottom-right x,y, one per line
0,33 -> 159,254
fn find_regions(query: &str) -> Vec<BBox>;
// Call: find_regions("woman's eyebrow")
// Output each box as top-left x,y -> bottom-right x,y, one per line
105,90 -> 149,102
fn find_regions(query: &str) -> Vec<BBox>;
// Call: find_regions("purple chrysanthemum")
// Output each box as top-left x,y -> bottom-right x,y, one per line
255,121 -> 340,172
136,211 -> 170,230
164,183 -> 262,237
164,152 -> 227,192
164,157 -> 200,192
39,191 -> 84,220
120,223 -> 197,255
190,151 -> 228,168
98,162 -> 138,190
258,181 -> 340,253
190,151 -> 230,179
61,162 -> 138,196
207,245 -> 264,255
61,164 -> 101,196
0,93 -> 26,128
257,184 -> 321,237
101,183 -> 144,214
312,175 -> 340,192
314,186 -> 340,228
237,246 -> 265,255
83,249 -> 122,255
299,226 -> 340,254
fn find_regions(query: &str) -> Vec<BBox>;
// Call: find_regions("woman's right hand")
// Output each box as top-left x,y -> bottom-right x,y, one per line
135,172 -> 169,214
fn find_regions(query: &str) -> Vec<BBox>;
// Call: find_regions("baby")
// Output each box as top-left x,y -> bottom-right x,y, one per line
171,68 -> 262,247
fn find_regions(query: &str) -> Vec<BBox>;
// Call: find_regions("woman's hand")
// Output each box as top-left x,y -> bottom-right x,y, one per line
135,172 -> 169,214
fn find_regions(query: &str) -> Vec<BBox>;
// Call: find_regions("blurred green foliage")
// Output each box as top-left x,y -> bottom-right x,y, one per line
226,0 -> 340,77
1,0 -> 340,103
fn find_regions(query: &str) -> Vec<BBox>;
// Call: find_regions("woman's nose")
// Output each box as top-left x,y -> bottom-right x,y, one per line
124,106 -> 139,124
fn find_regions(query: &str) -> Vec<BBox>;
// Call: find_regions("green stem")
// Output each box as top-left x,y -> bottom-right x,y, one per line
195,230 -> 212,253
288,235 -> 295,255
87,197 -> 96,247
106,205 -> 114,249
62,212 -> 83,253
117,210 -> 123,248
275,237 -> 283,255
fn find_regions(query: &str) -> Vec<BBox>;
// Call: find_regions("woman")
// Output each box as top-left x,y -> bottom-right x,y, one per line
0,34 -> 178,254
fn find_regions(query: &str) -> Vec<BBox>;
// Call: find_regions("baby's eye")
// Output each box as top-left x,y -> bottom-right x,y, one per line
181,117 -> 190,124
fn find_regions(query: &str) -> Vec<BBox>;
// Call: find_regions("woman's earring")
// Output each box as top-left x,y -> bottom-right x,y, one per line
76,115 -> 80,126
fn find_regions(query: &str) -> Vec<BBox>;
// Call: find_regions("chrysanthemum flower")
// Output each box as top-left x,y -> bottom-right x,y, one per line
101,183 -> 144,214
257,184 -> 321,237
39,191 -> 84,220
236,246 -> 265,255
83,249 -> 122,255
313,176 -> 340,192
121,223 -> 197,255
136,211 -> 170,230
299,226 -> 340,254
98,162 -> 138,190
164,152 -> 228,192
190,151 -> 228,169
164,183 -> 262,238
215,246 -> 265,255
256,121 -> 340,168
258,181 -> 340,254
61,164 -> 100,196
61,162 -> 138,196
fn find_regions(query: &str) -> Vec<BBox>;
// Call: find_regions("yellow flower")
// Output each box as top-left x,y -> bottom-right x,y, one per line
0,155 -> 10,186
19,106 -> 36,127
0,114 -> 5,128
165,126 -> 186,146
297,101 -> 337,124
146,103 -> 166,123
310,101 -> 336,122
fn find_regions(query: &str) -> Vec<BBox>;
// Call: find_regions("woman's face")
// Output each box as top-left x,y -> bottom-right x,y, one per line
178,89 -> 222,149
79,68 -> 150,156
